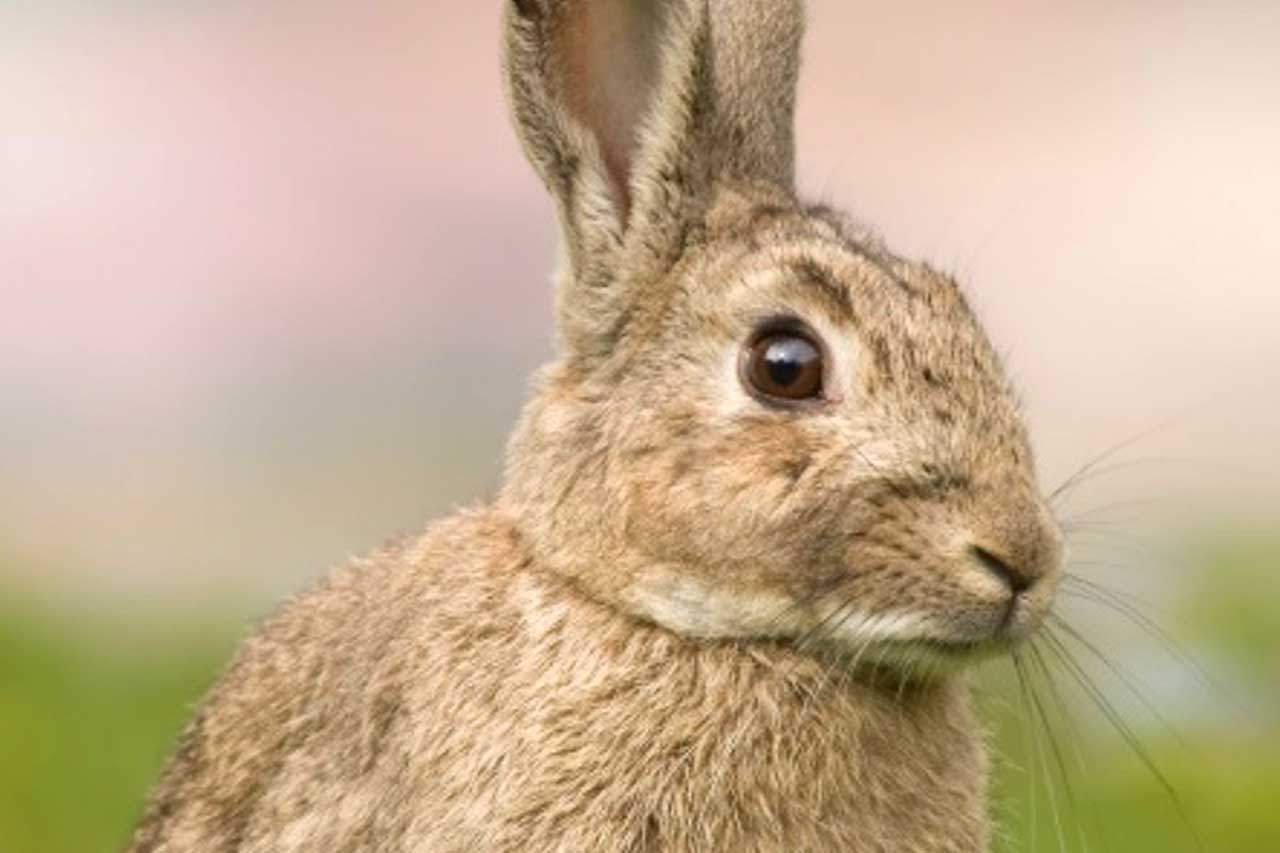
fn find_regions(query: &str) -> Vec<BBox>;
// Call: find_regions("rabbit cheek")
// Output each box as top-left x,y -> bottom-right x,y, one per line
611,420 -> 844,639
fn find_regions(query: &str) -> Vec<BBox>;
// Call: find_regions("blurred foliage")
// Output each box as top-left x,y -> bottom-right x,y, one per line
982,531 -> 1280,851
982,676 -> 1280,852
0,599 -> 239,853
1182,532 -> 1280,676
1,533 -> 1276,852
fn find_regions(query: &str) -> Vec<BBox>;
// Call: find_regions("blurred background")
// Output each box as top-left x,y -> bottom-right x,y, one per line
2,1 -> 1278,850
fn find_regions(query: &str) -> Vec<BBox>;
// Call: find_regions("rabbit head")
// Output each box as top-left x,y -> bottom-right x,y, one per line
500,0 -> 1062,674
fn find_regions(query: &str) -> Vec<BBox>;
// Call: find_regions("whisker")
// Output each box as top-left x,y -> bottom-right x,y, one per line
893,640 -> 931,704
1025,645 -> 1079,853
1039,626 -> 1204,853
1059,575 -> 1176,650
794,597 -> 870,723
1061,530 -> 1173,581
1049,614 -> 1195,752
761,586 -> 829,640
1026,639 -> 1098,853
1059,571 -> 1162,615
1010,651 -> 1041,852
795,588 -> 864,654
1058,498 -> 1169,529
1061,521 -> 1164,551
1056,580 -> 1230,708
1048,418 -> 1186,506
1043,455 -> 1250,508
1015,650 -> 1067,853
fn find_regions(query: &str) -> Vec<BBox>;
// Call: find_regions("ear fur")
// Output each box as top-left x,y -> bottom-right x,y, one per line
502,0 -> 806,359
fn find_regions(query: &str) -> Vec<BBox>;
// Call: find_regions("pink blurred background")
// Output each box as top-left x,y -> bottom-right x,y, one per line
3,1 -> 1278,616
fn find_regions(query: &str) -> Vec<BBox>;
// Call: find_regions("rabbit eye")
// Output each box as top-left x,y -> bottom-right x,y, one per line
744,331 -> 824,403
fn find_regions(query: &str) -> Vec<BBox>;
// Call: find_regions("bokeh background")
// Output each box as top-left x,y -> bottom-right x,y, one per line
3,2 -> 1278,851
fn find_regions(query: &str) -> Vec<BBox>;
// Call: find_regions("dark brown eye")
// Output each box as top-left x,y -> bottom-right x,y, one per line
744,331 -> 824,402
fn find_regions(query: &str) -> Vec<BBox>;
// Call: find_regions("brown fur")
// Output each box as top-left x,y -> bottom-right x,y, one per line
130,514 -> 988,852
129,2 -> 1062,851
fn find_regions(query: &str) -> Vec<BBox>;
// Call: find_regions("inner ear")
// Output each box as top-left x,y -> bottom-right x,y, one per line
561,0 -> 668,219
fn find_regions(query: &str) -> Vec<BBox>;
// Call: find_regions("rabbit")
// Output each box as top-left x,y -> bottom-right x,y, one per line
128,0 -> 1063,851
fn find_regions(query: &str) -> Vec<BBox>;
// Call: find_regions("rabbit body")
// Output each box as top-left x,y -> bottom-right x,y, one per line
131,1 -> 1065,850
130,510 -> 987,853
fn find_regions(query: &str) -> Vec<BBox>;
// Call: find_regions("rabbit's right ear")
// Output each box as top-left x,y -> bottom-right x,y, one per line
503,0 -> 805,360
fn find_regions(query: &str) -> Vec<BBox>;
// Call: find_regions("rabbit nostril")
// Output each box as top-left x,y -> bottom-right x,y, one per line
970,545 -> 1033,594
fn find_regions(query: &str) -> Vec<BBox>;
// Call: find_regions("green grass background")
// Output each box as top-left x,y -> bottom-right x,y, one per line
2,536 -> 1277,852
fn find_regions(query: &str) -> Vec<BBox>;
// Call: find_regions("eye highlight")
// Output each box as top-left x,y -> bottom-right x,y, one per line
742,327 -> 825,404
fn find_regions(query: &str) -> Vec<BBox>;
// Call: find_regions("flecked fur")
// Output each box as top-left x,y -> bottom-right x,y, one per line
129,2 -> 1062,851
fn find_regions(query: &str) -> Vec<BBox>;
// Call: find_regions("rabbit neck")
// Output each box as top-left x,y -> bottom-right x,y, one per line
484,555 -> 992,851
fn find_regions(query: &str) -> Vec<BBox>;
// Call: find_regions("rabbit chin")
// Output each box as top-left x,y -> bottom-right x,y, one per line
622,573 -> 1031,674
622,572 -> 1045,680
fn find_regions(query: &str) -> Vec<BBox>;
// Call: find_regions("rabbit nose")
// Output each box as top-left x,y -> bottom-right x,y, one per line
964,496 -> 1062,596
969,544 -> 1035,594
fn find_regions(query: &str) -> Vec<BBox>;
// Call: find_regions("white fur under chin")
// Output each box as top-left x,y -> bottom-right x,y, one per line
823,609 -> 929,649
625,573 -> 928,650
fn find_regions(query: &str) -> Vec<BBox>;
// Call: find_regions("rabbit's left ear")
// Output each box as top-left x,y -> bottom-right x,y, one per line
503,0 -> 805,359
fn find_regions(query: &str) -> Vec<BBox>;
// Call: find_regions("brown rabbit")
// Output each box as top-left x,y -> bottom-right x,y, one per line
128,1 -> 1063,851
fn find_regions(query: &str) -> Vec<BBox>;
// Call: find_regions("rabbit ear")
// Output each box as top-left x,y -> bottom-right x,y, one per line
503,0 -> 805,357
